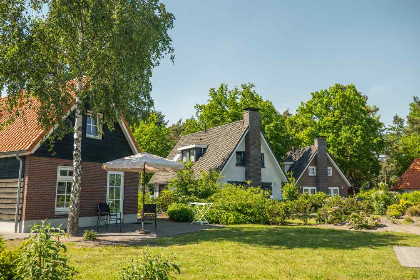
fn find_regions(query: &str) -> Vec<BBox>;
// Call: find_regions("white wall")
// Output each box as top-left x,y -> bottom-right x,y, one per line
220,136 -> 246,184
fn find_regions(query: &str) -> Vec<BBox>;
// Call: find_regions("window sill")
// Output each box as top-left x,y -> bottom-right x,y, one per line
86,134 -> 102,140
55,209 -> 69,215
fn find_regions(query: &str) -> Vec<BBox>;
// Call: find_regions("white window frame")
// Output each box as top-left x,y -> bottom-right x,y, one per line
86,112 -> 103,139
55,166 -> 73,214
328,167 -> 333,177
106,171 -> 124,215
329,187 -> 339,196
308,166 -> 316,176
302,187 -> 317,195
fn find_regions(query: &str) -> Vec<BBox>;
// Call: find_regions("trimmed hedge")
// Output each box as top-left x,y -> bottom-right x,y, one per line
167,203 -> 194,222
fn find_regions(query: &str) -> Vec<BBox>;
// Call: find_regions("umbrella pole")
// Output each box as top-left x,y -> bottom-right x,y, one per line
141,164 -> 146,230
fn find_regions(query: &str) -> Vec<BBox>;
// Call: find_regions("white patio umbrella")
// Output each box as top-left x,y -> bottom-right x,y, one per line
103,153 -> 184,230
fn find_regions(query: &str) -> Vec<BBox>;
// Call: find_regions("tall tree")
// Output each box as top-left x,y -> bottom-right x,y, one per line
184,83 -> 296,160
289,84 -> 384,188
0,0 -> 174,235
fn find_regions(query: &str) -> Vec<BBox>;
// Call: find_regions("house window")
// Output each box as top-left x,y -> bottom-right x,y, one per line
328,167 -> 333,177
189,149 -> 195,162
329,187 -> 339,196
181,150 -> 188,162
55,166 -> 73,213
86,113 -> 102,139
303,187 -> 317,195
308,166 -> 316,176
236,151 -> 245,166
261,153 -> 265,168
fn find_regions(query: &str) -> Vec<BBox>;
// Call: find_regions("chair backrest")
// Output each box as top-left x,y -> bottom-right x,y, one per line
143,203 -> 157,214
98,203 -> 110,214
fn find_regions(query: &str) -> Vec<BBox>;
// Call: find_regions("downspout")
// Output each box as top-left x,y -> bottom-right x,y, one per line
14,154 -> 23,233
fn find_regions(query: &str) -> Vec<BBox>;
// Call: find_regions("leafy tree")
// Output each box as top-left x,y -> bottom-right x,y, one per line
282,175 -> 300,201
133,112 -> 172,157
182,83 -> 295,160
289,84 -> 384,188
0,0 -> 174,235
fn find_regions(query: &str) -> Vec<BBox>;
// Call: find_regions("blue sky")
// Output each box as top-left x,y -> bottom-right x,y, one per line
151,0 -> 420,126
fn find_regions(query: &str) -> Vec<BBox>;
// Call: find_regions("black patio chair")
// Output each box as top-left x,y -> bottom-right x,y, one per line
142,204 -> 157,229
96,203 -> 110,232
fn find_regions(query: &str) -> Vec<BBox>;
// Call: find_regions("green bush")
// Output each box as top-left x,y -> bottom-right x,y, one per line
167,203 -> 194,222
291,195 -> 312,225
266,200 -> 291,225
348,212 -> 380,230
0,236 -> 17,280
16,222 -> 76,279
308,192 -> 328,211
282,176 -> 299,201
138,190 -> 153,214
83,230 -> 98,241
386,204 -> 403,218
400,191 -> 420,205
316,196 -> 366,225
359,189 -> 400,215
155,189 -> 174,213
206,184 -> 270,225
406,204 -> 420,217
118,248 -> 180,280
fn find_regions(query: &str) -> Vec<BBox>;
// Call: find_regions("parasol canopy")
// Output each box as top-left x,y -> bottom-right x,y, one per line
102,152 -> 184,173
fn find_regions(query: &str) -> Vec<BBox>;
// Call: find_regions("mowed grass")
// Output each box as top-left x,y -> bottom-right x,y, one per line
7,225 -> 420,279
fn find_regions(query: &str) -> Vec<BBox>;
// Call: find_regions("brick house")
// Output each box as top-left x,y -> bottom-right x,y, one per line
390,158 -> 420,192
150,108 -> 288,199
0,97 -> 140,233
284,138 -> 351,197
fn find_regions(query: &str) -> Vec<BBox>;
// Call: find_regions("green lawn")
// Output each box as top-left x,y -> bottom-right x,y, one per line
9,225 -> 420,279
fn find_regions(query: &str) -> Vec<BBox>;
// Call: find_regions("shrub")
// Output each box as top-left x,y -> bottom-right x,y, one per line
167,203 -> 194,222
386,204 -> 403,218
83,230 -> 98,241
206,184 -> 270,225
282,176 -> 300,201
138,190 -> 153,214
266,200 -> 291,225
15,222 -> 76,280
359,188 -> 400,215
348,212 -> 380,230
308,192 -> 328,211
118,248 -> 180,280
316,196 -> 366,225
404,216 -> 414,223
400,191 -> 420,205
406,204 -> 420,217
0,236 -> 18,280
291,196 -> 312,225
155,189 -> 174,213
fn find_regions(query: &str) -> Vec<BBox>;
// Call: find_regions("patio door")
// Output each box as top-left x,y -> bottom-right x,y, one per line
107,171 -> 124,214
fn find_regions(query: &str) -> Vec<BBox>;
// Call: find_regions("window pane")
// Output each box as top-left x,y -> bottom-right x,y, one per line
68,170 -> 73,177
56,195 -> 65,208
109,174 -> 115,186
109,187 -> 115,199
59,169 -> 67,177
113,201 -> 120,213
114,188 -> 120,199
66,182 -> 72,193
86,125 -> 92,135
91,125 -> 97,136
65,195 -> 71,207
115,174 -> 121,186
190,149 -> 195,161
87,116 -> 92,125
57,182 -> 66,194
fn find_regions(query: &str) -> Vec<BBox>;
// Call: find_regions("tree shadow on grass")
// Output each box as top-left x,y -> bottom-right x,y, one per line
145,225 -> 419,250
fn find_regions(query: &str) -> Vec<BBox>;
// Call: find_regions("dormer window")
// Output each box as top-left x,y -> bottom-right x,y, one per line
86,113 -> 102,139
178,145 -> 207,163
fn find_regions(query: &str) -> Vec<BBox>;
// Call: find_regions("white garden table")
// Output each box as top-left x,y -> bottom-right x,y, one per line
188,202 -> 213,225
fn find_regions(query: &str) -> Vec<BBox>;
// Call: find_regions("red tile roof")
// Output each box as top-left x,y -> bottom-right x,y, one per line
391,158 -> 420,190
0,79 -> 139,155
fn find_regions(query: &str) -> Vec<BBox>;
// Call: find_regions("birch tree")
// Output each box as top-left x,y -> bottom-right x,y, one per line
0,0 -> 174,235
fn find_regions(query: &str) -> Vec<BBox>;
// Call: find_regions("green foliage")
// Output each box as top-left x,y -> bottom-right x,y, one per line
400,191 -> 420,205
307,192 -> 328,211
316,196 -> 367,225
386,200 -> 414,218
348,212 -> 380,230
266,200 -> 291,225
0,236 -> 17,280
132,112 -> 173,157
281,175 -> 300,201
291,195 -> 312,225
83,230 -> 98,241
167,203 -> 194,222
138,190 -> 153,214
15,222 -> 76,280
206,184 -> 270,225
289,84 -> 384,188
182,83 -> 296,160
155,190 -> 174,213
358,188 -> 400,215
118,248 -> 180,280
406,204 -> 420,217
168,162 -> 221,203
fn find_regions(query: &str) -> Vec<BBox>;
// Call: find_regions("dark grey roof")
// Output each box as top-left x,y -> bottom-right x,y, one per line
149,120 -> 248,185
285,145 -> 317,180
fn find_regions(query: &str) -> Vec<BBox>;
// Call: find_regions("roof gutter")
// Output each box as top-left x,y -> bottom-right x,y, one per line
14,153 -> 24,233
0,150 -> 29,159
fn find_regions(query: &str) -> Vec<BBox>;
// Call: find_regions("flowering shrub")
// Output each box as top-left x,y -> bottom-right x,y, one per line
359,188 -> 400,215
406,204 -> 420,217
386,200 -> 414,218
348,212 -> 380,230
266,200 -> 291,225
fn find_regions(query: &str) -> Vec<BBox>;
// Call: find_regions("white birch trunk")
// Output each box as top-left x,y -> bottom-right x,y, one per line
67,78 -> 83,236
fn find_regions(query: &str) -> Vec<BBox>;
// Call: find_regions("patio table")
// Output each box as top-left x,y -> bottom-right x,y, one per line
188,202 -> 213,225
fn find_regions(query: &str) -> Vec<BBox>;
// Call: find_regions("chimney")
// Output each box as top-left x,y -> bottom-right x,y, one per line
315,137 -> 329,192
243,107 -> 261,186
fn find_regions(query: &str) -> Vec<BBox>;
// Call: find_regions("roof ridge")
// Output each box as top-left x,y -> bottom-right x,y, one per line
181,119 -> 245,137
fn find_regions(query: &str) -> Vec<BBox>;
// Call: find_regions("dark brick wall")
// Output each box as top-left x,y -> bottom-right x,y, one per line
315,138 -> 329,193
243,109 -> 261,186
22,155 -> 139,221
297,154 -> 349,197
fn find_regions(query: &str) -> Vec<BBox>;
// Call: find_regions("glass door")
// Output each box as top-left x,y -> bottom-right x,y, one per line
107,172 -> 124,214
